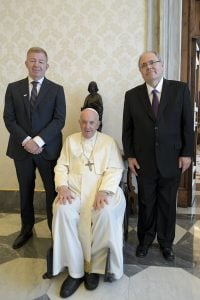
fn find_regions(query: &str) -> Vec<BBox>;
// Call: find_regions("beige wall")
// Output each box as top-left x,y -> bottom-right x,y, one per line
0,0 -> 147,190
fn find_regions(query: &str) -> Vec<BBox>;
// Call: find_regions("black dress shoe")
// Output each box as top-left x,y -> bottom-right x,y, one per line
162,247 -> 175,261
84,273 -> 100,290
60,275 -> 84,298
12,230 -> 33,249
136,244 -> 149,257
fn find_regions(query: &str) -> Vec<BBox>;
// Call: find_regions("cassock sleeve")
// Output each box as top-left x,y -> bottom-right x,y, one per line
98,139 -> 124,194
54,137 -> 70,189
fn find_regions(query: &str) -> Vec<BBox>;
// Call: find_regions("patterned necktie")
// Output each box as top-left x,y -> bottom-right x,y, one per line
30,81 -> 38,111
152,89 -> 159,117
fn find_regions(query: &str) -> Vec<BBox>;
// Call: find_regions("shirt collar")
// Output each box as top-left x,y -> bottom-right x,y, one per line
28,77 -> 44,85
82,131 -> 98,144
146,77 -> 163,96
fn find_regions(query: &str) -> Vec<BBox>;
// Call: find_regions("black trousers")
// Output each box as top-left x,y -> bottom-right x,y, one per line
14,155 -> 57,231
136,170 -> 181,248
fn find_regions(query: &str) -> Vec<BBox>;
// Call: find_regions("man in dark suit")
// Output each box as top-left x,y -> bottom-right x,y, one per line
122,51 -> 194,260
3,47 -> 66,249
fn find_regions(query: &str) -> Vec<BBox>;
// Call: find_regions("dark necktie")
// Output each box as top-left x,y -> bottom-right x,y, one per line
30,81 -> 38,111
152,89 -> 159,117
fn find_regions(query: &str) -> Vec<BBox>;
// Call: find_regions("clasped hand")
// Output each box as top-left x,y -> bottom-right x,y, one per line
23,139 -> 43,154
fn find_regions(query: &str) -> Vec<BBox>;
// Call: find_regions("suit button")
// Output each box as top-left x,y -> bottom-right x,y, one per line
155,142 -> 159,147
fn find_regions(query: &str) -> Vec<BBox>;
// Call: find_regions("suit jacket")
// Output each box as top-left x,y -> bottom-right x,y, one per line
122,79 -> 194,178
4,77 -> 66,160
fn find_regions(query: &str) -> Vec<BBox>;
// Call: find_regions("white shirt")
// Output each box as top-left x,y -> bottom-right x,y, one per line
28,77 -> 43,98
146,77 -> 163,104
22,77 -> 45,147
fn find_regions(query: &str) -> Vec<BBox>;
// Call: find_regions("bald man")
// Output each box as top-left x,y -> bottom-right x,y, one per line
52,108 -> 126,298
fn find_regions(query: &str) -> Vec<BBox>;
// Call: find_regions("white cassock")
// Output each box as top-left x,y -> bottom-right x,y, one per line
52,131 -> 126,279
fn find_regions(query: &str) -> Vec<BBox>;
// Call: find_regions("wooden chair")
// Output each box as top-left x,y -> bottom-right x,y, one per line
122,167 -> 137,241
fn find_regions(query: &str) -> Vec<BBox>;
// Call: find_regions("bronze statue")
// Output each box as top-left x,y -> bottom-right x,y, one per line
81,81 -> 103,131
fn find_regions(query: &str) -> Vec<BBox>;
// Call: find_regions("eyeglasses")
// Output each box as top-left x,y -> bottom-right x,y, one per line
140,60 -> 160,69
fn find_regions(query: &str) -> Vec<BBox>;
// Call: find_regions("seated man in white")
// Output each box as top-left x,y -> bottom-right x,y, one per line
52,108 -> 126,298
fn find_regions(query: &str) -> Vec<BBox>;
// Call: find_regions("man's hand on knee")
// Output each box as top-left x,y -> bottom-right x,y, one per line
93,191 -> 108,210
56,185 -> 75,204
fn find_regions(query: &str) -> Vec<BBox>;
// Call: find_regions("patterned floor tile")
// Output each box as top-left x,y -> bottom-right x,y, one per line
0,192 -> 200,300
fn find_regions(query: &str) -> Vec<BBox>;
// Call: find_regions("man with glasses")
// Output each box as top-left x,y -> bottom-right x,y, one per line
122,51 -> 194,260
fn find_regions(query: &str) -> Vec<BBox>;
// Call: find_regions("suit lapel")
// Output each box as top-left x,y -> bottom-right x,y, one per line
21,77 -> 51,118
139,83 -> 156,121
21,78 -> 31,119
139,79 -> 170,122
157,79 -> 169,120
34,77 -> 49,110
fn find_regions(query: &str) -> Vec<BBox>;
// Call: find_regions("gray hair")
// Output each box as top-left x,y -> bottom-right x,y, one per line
138,51 -> 162,69
27,47 -> 48,61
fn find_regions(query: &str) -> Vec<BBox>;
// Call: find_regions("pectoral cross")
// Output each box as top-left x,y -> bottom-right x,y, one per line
85,160 -> 94,171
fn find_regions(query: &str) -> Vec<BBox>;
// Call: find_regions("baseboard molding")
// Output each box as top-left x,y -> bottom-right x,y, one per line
0,190 -> 46,213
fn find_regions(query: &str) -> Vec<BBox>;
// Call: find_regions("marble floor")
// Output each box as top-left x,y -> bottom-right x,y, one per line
2,145 -> 200,300
0,196 -> 200,300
